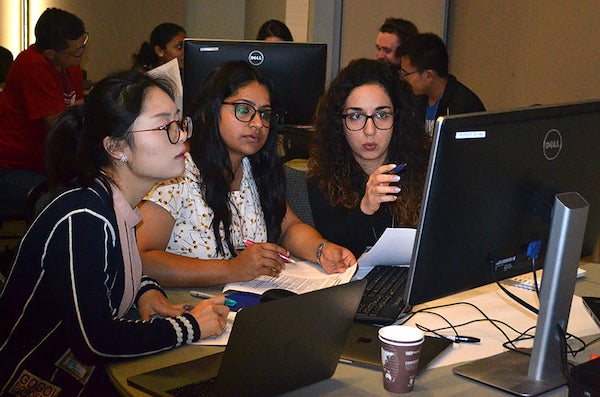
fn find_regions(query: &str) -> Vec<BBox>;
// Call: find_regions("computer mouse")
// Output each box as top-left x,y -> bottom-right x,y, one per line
260,288 -> 298,303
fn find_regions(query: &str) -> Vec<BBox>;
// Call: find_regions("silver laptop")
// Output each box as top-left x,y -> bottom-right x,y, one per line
582,296 -> 600,328
128,280 -> 367,397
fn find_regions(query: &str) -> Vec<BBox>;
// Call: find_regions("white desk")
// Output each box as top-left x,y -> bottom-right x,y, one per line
107,262 -> 600,396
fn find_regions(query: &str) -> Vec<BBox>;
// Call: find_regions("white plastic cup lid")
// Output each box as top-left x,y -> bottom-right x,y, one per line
378,325 -> 424,345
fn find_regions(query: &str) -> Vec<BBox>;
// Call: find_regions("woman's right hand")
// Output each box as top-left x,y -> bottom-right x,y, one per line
229,242 -> 287,281
360,163 -> 402,215
189,296 -> 230,338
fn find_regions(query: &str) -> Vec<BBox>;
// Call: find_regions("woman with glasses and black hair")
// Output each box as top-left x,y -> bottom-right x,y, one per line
0,70 -> 229,396
307,58 -> 430,258
137,61 -> 355,287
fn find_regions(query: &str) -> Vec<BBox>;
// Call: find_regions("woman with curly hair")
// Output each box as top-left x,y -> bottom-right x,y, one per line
137,61 -> 355,287
307,58 -> 430,258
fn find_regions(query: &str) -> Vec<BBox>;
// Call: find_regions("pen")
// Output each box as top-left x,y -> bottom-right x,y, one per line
244,239 -> 296,263
450,335 -> 480,343
386,163 -> 407,175
190,291 -> 237,307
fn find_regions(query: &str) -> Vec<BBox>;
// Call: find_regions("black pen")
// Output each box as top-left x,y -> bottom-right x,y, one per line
450,335 -> 480,343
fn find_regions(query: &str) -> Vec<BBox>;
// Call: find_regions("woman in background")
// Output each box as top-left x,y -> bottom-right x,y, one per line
133,22 -> 186,72
137,61 -> 355,287
0,70 -> 228,396
307,58 -> 430,258
256,19 -> 294,41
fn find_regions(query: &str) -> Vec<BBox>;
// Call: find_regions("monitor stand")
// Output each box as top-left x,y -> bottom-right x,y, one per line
453,192 -> 589,396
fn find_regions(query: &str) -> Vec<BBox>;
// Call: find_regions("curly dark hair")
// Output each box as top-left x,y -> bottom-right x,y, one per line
187,61 -> 285,256
307,58 -> 429,226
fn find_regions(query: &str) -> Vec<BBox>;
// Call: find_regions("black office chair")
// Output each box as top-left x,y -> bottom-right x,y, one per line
1,182 -> 68,284
284,161 -> 315,227
0,46 -> 13,83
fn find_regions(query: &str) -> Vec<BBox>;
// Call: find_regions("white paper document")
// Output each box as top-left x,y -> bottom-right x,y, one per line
354,228 -> 416,279
147,58 -> 183,112
194,311 -> 237,346
222,260 -> 357,295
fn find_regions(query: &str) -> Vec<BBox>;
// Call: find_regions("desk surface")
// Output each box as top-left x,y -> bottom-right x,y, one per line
107,262 -> 600,396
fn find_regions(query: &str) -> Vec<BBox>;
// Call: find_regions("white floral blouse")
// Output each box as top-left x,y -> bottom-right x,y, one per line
145,153 -> 267,259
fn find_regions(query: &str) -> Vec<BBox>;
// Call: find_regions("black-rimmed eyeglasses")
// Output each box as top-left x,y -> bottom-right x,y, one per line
399,69 -> 420,79
222,102 -> 278,127
340,112 -> 394,131
130,116 -> 193,144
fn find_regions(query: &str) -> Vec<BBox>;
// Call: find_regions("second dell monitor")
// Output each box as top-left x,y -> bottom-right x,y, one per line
183,39 -> 327,127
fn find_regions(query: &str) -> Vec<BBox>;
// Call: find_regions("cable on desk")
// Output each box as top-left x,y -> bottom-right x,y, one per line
490,240 -> 542,315
399,300 -> 591,358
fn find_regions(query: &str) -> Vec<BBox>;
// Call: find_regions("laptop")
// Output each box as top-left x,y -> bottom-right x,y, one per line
582,296 -> 600,328
128,279 -> 367,397
341,322 -> 452,372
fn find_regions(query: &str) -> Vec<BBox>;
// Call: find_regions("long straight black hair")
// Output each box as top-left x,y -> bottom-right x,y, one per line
188,61 -> 286,256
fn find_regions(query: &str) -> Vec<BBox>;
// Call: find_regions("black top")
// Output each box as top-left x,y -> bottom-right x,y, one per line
307,178 -> 393,258
414,74 -> 486,130
0,182 -> 201,395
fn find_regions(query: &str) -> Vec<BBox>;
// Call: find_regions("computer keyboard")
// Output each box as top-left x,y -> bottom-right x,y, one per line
167,378 -> 215,397
355,265 -> 409,325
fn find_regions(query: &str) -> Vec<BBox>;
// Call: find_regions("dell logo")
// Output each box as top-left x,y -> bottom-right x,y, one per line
543,129 -> 562,160
248,50 -> 264,66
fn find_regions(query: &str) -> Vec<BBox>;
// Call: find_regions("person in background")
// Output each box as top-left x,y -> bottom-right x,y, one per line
0,45 -> 13,83
137,61 -> 355,287
0,70 -> 229,396
133,23 -> 186,72
375,17 -> 419,71
256,19 -> 294,41
398,33 -> 486,138
307,59 -> 430,258
0,8 -> 86,217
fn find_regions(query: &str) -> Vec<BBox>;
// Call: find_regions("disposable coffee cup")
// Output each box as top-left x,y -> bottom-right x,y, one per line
378,325 -> 425,393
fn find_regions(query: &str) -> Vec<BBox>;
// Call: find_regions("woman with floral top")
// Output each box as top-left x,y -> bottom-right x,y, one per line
137,61 -> 355,287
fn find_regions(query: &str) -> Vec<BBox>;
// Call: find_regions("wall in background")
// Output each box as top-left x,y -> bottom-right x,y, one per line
448,0 -> 600,111
341,0 -> 448,67
244,0 -> 286,40
1,0 -> 186,82
1,1 -> 598,111
186,0 -> 245,41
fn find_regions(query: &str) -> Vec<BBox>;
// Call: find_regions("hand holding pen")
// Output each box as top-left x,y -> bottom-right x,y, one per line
228,240 -> 288,280
244,240 -> 295,263
360,163 -> 406,216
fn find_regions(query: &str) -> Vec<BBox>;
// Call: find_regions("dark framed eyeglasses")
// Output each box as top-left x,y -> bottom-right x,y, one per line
340,111 -> 394,131
222,102 -> 278,127
130,116 -> 193,144
63,32 -> 90,58
399,69 -> 420,79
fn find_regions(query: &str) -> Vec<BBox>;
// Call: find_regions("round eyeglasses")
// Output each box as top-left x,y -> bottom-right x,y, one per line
222,102 -> 278,127
130,116 -> 193,144
340,111 -> 394,131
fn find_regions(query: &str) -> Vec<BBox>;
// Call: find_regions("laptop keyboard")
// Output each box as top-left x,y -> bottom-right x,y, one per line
167,378 -> 215,397
355,265 -> 409,325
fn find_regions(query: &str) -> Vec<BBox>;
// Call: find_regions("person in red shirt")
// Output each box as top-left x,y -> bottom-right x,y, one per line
0,8 -> 86,217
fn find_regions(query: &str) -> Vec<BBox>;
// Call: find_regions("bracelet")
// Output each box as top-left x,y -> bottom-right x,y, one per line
316,240 -> 329,266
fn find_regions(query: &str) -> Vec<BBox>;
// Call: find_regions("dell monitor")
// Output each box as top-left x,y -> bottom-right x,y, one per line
183,39 -> 327,126
405,99 -> 600,395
